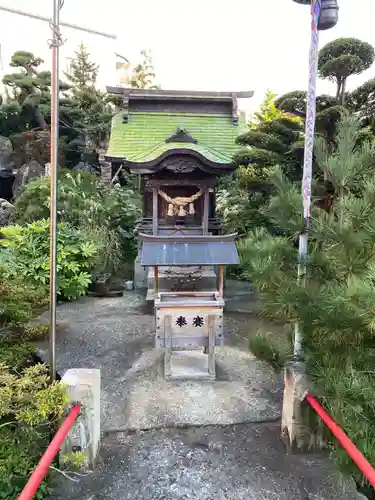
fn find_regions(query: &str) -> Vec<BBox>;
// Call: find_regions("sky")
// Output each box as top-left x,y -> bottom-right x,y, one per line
0,0 -> 374,113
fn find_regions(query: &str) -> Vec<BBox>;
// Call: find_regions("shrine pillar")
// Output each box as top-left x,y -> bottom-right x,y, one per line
152,187 -> 158,235
202,188 -> 209,235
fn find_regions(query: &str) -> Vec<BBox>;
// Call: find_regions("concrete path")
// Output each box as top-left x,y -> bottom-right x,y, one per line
35,293 -> 363,499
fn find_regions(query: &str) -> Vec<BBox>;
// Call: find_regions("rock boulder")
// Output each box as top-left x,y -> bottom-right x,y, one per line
0,198 -> 14,227
12,160 -> 45,197
0,136 -> 13,169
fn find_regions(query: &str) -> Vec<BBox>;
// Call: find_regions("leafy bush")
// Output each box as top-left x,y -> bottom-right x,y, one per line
0,345 -> 68,499
1,219 -> 101,300
0,248 -> 48,330
11,169 -> 98,225
12,170 -> 141,273
0,227 -> 68,499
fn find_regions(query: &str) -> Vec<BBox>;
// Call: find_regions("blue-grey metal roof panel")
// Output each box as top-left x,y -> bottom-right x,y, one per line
140,241 -> 239,266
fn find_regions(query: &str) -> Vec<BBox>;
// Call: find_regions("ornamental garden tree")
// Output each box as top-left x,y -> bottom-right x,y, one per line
318,37 -> 375,105
238,113 -> 375,491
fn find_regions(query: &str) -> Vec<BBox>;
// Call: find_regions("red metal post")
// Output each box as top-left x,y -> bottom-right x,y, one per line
18,405 -> 81,500
306,394 -> 375,488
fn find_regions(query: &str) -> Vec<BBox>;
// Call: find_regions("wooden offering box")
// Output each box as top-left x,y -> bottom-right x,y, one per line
155,292 -> 224,380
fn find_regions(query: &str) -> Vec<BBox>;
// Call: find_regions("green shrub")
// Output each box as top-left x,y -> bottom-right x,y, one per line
0,350 -> 68,499
12,170 -> 141,273
100,183 -> 141,266
11,169 -> 98,225
0,219 -> 101,300
0,342 -> 36,372
0,249 -> 48,330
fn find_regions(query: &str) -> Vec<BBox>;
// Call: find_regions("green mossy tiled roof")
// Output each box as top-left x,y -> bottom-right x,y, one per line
107,112 -> 246,164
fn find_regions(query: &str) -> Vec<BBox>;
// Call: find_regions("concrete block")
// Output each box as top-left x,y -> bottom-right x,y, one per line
134,253 -> 147,290
61,368 -> 101,469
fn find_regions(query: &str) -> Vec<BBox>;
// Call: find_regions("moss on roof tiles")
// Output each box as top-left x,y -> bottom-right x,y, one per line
107,112 -> 246,164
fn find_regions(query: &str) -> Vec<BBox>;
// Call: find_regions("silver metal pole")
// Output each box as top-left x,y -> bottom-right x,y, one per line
0,5 -> 117,39
294,0 -> 322,358
48,0 -> 64,382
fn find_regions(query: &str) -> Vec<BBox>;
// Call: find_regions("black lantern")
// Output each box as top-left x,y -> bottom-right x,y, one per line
292,0 -> 339,31
318,0 -> 339,30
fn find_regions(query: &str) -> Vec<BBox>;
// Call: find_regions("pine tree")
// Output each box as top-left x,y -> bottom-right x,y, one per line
217,92 -> 304,238
64,44 -> 114,156
2,51 -> 51,130
66,44 -> 99,90
251,89 -> 290,125
239,113 -> 375,490
318,38 -> 375,105
235,91 -> 303,183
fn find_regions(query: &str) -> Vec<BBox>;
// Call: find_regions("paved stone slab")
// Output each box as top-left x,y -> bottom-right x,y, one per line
51,422 -> 362,500
122,346 -> 281,431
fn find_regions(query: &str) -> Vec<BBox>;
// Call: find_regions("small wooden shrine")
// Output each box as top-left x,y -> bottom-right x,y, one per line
105,87 -> 253,379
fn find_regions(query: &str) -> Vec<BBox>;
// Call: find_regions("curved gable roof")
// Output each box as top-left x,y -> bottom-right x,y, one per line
106,112 -> 247,166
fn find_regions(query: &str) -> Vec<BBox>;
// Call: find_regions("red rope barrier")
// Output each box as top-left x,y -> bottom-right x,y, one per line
18,405 -> 81,500
306,393 -> 375,489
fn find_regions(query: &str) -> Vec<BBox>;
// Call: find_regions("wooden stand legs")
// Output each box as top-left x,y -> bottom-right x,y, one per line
207,315 -> 216,378
163,314 -> 216,380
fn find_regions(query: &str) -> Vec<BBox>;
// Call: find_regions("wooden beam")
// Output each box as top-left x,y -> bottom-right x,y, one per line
106,87 -> 254,100
139,232 -> 238,243
202,188 -> 209,235
207,315 -> 216,378
164,314 -> 172,379
145,178 -> 216,188
154,265 -> 159,295
218,265 -> 224,297
152,188 -> 158,235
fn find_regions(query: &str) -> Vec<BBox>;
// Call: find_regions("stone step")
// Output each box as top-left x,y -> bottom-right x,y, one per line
157,334 -> 223,348
168,351 -> 215,381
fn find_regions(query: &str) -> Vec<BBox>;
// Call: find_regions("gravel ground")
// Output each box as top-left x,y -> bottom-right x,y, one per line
35,293 -> 284,431
35,292 -> 363,500
51,422 -> 361,500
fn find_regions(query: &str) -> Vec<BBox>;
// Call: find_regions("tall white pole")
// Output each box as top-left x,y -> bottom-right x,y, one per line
48,0 -> 64,381
294,0 -> 322,358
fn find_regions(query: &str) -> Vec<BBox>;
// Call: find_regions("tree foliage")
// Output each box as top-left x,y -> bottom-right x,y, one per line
0,46 -> 123,168
349,78 -> 375,125
251,89 -> 287,125
235,91 -> 303,182
66,44 -> 99,89
130,49 -> 160,89
274,38 -> 375,143
239,114 -> 375,489
0,247 -> 67,498
318,38 -> 375,104
63,44 -> 115,157
0,45 -> 162,167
